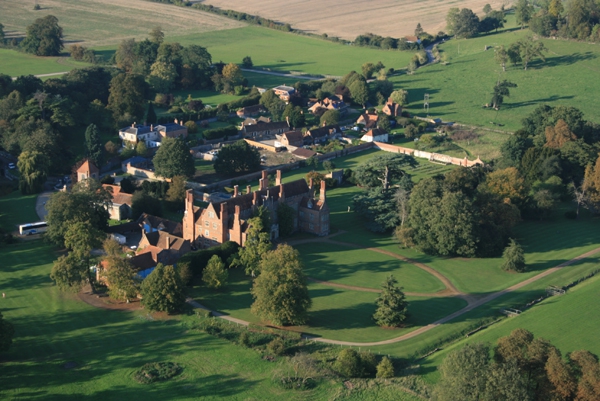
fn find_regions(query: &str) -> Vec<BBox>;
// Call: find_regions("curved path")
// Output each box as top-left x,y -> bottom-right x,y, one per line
187,232 -> 600,347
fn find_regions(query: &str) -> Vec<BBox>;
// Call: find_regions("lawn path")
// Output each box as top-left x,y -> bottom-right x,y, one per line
188,245 -> 600,346
288,233 -> 470,301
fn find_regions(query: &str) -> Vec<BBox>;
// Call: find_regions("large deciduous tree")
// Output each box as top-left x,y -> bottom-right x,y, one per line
232,217 -> 271,276
103,256 -> 140,301
153,137 -> 195,179
140,263 -> 186,314
107,73 -> 149,122
251,244 -> 311,326
21,15 -> 63,56
515,37 -> 547,70
17,151 -> 49,194
515,0 -> 534,28
490,80 -> 517,109
372,275 -> 409,327
45,179 -> 111,247
453,8 -> 481,39
148,61 -> 178,93
202,255 -> 228,289
213,140 -> 261,176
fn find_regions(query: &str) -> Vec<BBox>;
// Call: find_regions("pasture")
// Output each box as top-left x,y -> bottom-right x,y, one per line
0,191 -> 38,232
0,49 -> 90,78
0,242 -> 342,400
201,0 -> 506,40
0,0 -> 244,47
395,27 -> 600,131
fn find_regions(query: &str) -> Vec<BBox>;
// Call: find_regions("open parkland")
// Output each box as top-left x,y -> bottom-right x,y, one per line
1,1 -> 600,399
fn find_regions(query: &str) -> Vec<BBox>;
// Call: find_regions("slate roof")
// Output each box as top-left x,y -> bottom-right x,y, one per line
243,121 -> 289,134
130,252 -> 157,271
307,124 -> 341,139
103,184 -> 133,206
122,156 -> 149,166
205,179 -> 311,220
155,123 -> 185,132
137,213 -> 183,236
142,231 -> 189,252
120,125 -> 153,135
283,131 -> 304,143
291,148 -> 317,159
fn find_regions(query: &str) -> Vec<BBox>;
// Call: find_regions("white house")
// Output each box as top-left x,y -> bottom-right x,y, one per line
361,128 -> 389,143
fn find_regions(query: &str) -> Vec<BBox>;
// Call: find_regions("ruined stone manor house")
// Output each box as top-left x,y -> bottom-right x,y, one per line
183,170 -> 330,248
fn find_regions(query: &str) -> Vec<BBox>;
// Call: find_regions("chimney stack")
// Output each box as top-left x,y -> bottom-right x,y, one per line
309,178 -> 314,190
252,191 -> 259,206
279,183 -> 285,201
246,185 -> 252,194
259,178 -> 264,191
233,185 -> 239,197
261,170 -> 268,190
235,205 -> 241,217
150,124 -> 154,131
320,180 -> 326,202
276,170 -> 282,186
166,235 -> 170,249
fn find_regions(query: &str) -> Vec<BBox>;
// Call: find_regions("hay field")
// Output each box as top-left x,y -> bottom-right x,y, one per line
0,0 -> 245,47
202,0 -> 506,40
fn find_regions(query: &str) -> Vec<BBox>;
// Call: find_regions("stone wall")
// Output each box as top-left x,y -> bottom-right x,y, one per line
372,142 -> 484,167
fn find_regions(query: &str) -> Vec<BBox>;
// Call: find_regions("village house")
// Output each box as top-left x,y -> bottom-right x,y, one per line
276,130 -> 304,148
404,35 -> 421,44
183,170 -> 329,248
102,184 -> 133,221
356,111 -> 379,129
240,116 -> 271,128
272,85 -> 296,101
242,120 -> 290,138
118,121 -> 187,148
382,98 -> 402,117
76,160 -> 99,182
361,128 -> 389,143
236,104 -> 267,118
308,97 -> 347,115
304,124 -> 342,145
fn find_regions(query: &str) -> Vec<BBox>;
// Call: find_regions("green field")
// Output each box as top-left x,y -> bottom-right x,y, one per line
297,242 -> 444,293
0,191 -> 39,232
395,28 -> 600,131
0,49 -> 90,78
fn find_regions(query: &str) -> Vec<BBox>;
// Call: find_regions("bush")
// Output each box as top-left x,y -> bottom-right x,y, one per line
133,362 -> 182,384
247,323 -> 303,340
334,348 -> 363,378
267,337 -> 286,356
376,357 -> 395,378
177,241 -> 240,276
202,125 -> 238,140
238,331 -> 251,347
360,351 -> 378,377
195,309 -> 212,318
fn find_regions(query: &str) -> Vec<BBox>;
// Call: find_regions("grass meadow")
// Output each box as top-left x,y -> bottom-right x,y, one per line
395,26 -> 600,131
0,191 -> 39,232
0,49 -> 91,78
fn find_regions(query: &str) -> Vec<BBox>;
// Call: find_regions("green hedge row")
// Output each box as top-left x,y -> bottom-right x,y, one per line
178,241 -> 240,276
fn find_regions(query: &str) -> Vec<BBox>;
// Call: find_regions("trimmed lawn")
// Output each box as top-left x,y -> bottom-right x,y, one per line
191,268 -> 466,342
418,264 -> 600,384
297,242 -> 445,293
0,191 -> 39,232
0,49 -> 90,77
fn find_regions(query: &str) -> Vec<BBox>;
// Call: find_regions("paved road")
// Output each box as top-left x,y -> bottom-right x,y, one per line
35,191 -> 53,220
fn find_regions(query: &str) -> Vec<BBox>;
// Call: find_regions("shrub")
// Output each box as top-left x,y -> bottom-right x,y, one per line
238,331 -> 251,347
133,362 -> 182,384
376,357 -> 395,378
360,351 -> 378,377
267,337 -> 286,356
202,125 -> 238,140
334,348 -> 363,378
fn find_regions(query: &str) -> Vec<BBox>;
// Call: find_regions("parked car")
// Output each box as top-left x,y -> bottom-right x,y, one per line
7,163 -> 15,169
54,180 -> 63,190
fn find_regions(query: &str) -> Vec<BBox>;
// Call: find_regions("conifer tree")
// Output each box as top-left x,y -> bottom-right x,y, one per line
373,275 -> 409,327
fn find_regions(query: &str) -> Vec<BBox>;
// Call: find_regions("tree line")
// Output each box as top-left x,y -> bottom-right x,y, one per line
433,328 -> 600,401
